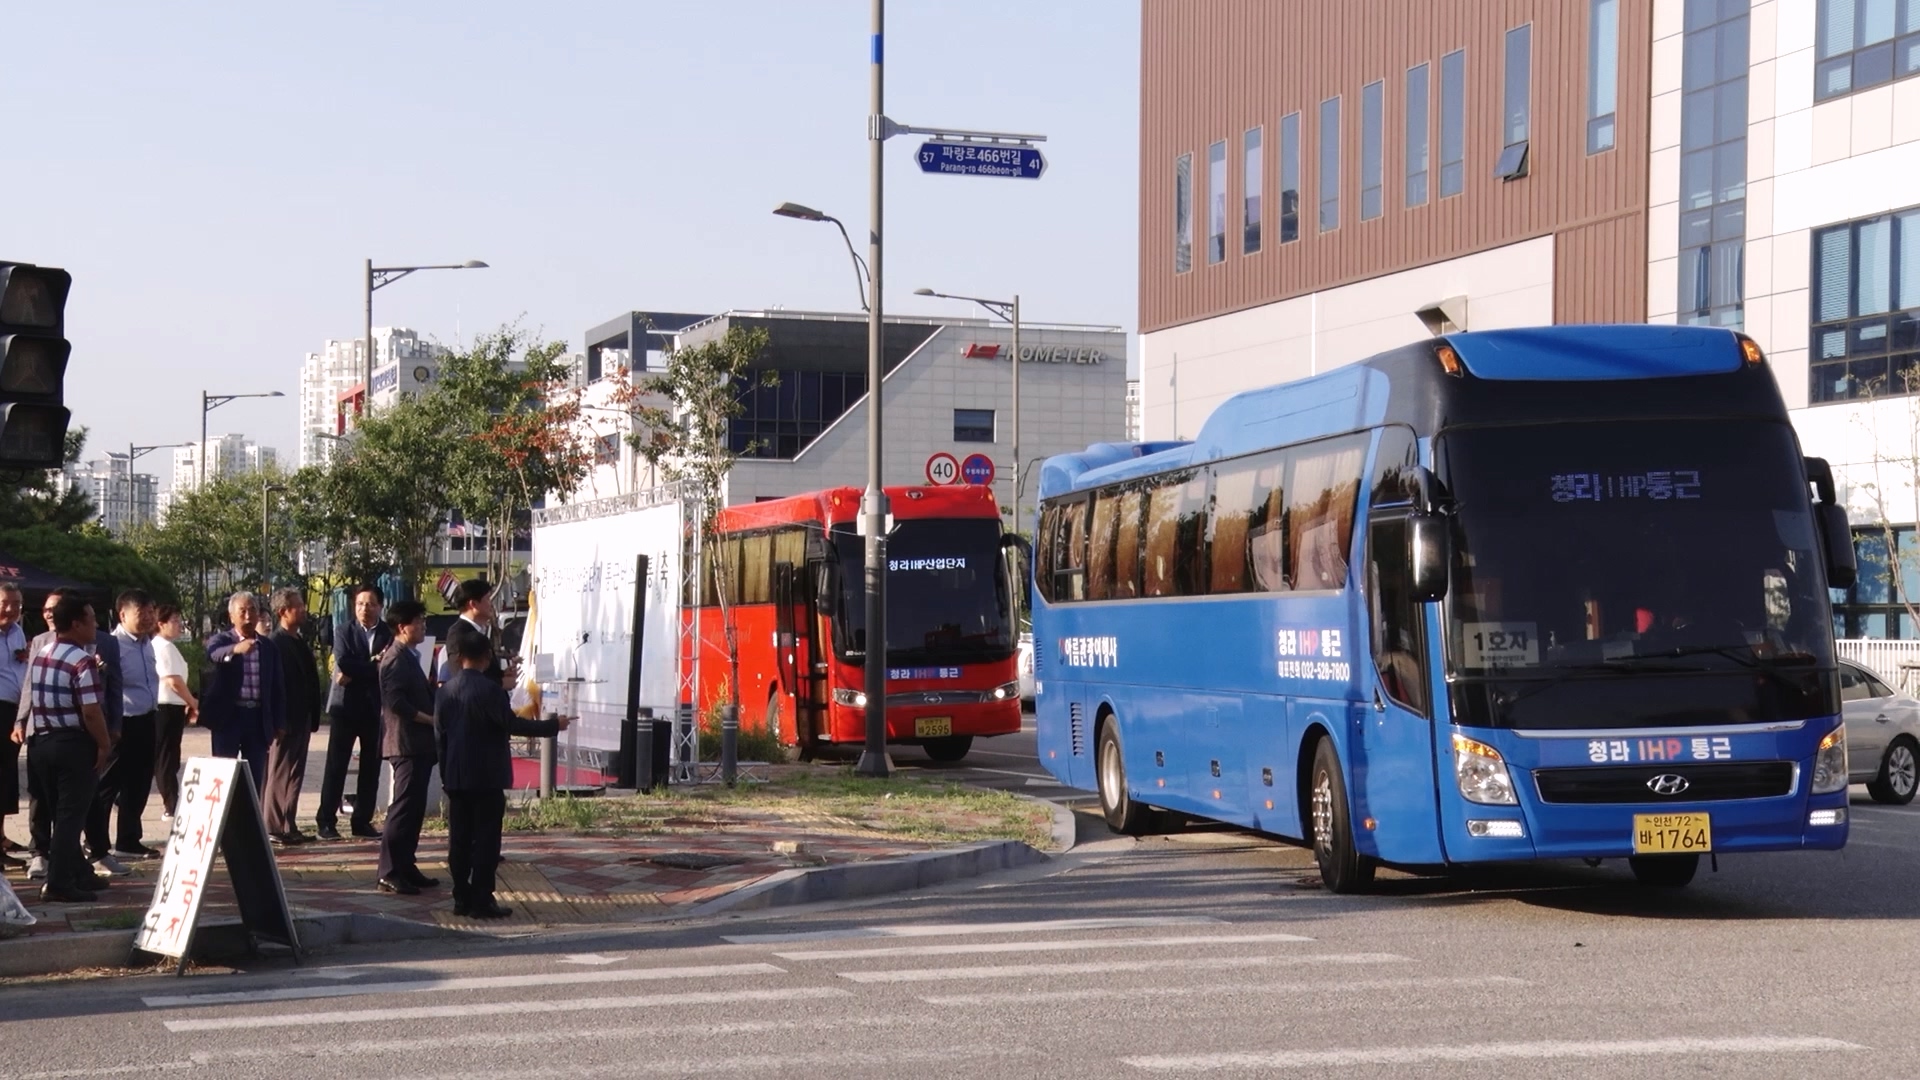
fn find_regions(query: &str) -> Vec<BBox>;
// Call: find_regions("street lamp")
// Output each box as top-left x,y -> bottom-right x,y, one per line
364,259 -> 489,408
261,481 -> 288,590
915,288 -> 1021,525
772,203 -> 870,311
200,389 -> 284,628
109,441 -> 185,535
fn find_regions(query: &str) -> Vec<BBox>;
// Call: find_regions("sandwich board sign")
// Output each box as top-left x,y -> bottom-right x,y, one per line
132,756 -> 301,973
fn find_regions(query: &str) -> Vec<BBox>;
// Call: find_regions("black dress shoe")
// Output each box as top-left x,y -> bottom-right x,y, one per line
40,885 -> 97,904
113,845 -> 162,859
350,826 -> 381,840
405,871 -> 440,889
73,873 -> 111,892
315,826 -> 343,842
469,899 -> 513,920
376,876 -> 420,896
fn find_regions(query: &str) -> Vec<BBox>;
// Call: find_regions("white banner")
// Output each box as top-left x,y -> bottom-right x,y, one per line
531,497 -> 683,752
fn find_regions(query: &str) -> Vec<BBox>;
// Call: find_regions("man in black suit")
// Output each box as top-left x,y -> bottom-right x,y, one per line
376,599 -> 438,895
316,585 -> 391,842
438,633 -> 566,919
200,593 -> 282,798
444,578 -> 517,687
265,588 -> 321,845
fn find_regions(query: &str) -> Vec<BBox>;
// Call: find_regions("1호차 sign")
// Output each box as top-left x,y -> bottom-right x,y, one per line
926,452 -> 960,485
917,141 -> 1046,179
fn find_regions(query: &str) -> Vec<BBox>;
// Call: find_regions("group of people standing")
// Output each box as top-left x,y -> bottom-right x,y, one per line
1,577 -> 562,919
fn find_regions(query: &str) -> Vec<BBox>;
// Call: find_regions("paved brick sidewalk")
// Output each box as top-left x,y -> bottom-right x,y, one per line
2,728 -> 933,941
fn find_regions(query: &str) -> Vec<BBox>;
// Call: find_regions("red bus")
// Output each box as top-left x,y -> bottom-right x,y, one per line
688,484 -> 1023,762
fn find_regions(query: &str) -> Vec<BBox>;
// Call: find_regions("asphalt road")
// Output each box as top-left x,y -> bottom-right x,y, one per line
3,722 -> 1917,1079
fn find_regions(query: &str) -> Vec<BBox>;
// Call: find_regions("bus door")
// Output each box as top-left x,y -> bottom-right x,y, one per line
1348,432 -> 1447,865
773,562 -> 822,757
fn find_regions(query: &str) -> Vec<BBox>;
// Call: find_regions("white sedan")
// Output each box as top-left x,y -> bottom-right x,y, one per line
1018,632 -> 1035,704
1841,659 -> 1920,805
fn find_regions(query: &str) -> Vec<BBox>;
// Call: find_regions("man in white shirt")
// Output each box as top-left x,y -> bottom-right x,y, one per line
151,605 -> 197,819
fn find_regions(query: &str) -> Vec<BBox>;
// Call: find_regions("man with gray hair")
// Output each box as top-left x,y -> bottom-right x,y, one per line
201,592 -> 284,795
265,587 -> 320,844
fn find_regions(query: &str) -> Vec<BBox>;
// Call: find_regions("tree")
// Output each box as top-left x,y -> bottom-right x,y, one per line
128,464 -> 299,627
628,325 -> 774,534
0,426 -> 96,532
1850,370 -> 1920,631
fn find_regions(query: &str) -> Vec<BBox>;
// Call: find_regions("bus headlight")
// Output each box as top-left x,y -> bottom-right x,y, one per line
1453,733 -> 1517,805
983,681 -> 1021,702
831,688 -> 868,709
1811,725 -> 1849,794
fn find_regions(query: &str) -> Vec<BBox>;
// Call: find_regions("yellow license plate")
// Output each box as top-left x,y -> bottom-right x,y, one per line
915,716 -> 952,738
1633,812 -> 1711,854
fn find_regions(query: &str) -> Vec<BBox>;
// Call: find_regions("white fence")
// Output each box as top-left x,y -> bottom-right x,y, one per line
1836,638 -> 1920,692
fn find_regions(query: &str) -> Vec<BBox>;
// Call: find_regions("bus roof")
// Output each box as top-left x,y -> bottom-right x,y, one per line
1043,324 -> 1781,497
714,484 -> 1001,533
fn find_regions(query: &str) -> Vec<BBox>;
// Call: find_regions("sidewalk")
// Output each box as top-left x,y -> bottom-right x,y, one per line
1,727 -> 1063,969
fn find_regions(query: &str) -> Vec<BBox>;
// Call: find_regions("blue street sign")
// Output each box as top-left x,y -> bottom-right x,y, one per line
917,141 -> 1046,180
961,453 -> 996,486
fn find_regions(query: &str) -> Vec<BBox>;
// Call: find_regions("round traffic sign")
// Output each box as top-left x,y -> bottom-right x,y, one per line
926,452 -> 959,485
961,453 -> 996,486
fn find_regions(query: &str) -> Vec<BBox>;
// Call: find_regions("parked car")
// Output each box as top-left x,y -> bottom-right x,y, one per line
1018,632 -> 1035,705
1841,659 -> 1920,805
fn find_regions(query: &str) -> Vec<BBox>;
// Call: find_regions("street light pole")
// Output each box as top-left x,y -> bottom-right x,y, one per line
199,389 -> 284,628
857,0 -> 892,778
364,259 -> 489,416
261,481 -> 287,590
114,442 -> 183,537
913,288 -> 1022,527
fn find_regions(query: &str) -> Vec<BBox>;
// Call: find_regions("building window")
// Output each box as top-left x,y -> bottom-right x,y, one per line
1173,153 -> 1193,273
1279,112 -> 1301,243
1498,24 -> 1532,180
1360,80 -> 1384,220
1810,206 -> 1920,403
1207,139 -> 1228,264
1318,96 -> 1341,232
1440,48 -> 1467,197
1816,0 -> 1920,101
954,408 -> 996,443
1243,126 -> 1263,254
1677,1 -> 1749,329
1589,0 -> 1620,152
1406,62 -> 1430,206
593,433 -> 619,466
730,369 -> 866,459
1836,526 -> 1920,637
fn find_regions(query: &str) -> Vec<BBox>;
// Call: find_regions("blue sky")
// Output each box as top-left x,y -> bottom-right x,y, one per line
5,1 -> 1140,474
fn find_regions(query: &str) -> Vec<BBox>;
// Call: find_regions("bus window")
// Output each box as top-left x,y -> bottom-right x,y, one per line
1209,464 -> 1258,593
1288,435 -> 1366,591
1144,470 -> 1209,597
1113,488 -> 1145,599
742,533 -> 773,603
1247,456 -> 1288,591
1055,499 -> 1090,602
1369,514 -> 1430,714
1035,504 -> 1059,601
1371,426 -> 1420,508
1087,493 -> 1120,600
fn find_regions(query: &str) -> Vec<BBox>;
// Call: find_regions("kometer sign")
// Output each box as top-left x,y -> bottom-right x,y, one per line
964,343 -> 1106,365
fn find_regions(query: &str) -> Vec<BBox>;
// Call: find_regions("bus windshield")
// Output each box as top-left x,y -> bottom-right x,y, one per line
834,518 -> 1014,666
1438,418 -> 1835,682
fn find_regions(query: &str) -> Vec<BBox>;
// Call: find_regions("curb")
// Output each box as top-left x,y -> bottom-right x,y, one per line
687,839 -> 1052,917
1021,792 -> 1079,856
0,911 -> 466,980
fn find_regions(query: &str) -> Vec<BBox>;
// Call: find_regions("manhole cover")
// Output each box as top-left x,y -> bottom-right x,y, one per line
642,852 -> 740,871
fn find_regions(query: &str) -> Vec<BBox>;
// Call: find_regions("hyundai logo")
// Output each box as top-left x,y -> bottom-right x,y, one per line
924,693 -> 941,704
1647,774 -> 1692,796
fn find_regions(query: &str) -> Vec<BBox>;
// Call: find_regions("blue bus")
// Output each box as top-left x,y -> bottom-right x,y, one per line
1031,326 -> 1858,891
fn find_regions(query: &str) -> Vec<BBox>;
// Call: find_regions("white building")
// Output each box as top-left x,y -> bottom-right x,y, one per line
299,328 -> 445,466
559,309 -> 1129,521
171,435 -> 277,496
53,457 -> 159,535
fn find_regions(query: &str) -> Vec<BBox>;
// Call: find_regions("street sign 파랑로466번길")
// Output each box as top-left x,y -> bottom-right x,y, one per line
917,141 -> 1046,179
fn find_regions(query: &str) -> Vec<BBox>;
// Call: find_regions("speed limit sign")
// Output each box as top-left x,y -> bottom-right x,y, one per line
925,452 -> 960,485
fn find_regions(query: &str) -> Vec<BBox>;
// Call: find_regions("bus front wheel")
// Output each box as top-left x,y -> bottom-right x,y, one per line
1309,738 -> 1375,893
1627,853 -> 1699,887
923,735 -> 973,763
1097,721 -> 1158,836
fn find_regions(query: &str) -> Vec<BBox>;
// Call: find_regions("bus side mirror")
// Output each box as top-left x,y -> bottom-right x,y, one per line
811,558 -> 836,610
1409,512 -> 1449,602
1817,503 -> 1857,590
1001,534 -> 1033,617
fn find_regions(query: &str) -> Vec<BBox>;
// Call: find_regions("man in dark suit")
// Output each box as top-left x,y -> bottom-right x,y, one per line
201,592 -> 285,797
437,633 -> 565,919
443,578 -> 518,687
265,588 -> 321,845
376,599 -> 438,895
316,585 -> 391,842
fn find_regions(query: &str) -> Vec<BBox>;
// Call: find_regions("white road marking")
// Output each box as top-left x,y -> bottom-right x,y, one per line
958,765 -> 1057,781
559,953 -> 623,966
141,962 -> 783,1008
724,916 -> 1222,945
921,974 -> 1519,1007
839,953 -> 1402,983
161,987 -> 850,1033
1122,1035 -> 1864,1071
291,968 -> 368,980
386,1045 -> 1026,1078
775,931 -> 1313,961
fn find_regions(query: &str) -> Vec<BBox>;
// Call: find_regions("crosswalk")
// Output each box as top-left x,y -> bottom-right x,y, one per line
89,915 -> 1866,1078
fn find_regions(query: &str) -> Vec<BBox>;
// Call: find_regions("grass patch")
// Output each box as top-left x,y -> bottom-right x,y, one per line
84,911 -> 145,931
496,767 -> 1054,849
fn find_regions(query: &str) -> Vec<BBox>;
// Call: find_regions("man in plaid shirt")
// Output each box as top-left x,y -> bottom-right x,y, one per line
19,595 -> 113,903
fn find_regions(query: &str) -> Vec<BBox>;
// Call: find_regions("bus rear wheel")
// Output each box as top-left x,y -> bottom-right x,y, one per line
923,735 -> 973,763
1627,853 -> 1699,887
1309,738 -> 1375,893
1097,721 -> 1158,836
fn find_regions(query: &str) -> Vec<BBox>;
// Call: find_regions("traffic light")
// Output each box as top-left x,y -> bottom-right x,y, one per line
0,262 -> 72,469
